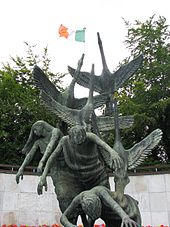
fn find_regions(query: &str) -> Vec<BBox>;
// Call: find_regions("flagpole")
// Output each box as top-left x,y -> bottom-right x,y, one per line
83,27 -> 86,55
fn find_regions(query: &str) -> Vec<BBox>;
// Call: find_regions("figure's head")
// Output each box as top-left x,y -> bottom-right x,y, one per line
81,193 -> 102,220
68,125 -> 86,145
32,120 -> 45,137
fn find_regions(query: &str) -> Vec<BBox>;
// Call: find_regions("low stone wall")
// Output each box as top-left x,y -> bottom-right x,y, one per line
0,173 -> 170,226
0,174 -> 62,226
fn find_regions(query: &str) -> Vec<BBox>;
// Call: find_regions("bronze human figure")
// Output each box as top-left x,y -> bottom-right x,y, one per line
37,124 -> 122,227
60,186 -> 140,227
16,120 -> 63,183
15,32 -> 163,227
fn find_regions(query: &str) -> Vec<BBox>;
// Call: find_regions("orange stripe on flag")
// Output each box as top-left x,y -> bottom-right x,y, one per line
58,24 -> 69,38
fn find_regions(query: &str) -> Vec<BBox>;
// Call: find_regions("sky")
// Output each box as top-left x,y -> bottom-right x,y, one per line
0,0 -> 170,91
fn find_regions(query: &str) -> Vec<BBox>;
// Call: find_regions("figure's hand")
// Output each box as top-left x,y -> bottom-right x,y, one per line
111,150 -> 123,170
16,169 -> 24,184
37,177 -> 47,195
121,216 -> 138,227
60,215 -> 77,227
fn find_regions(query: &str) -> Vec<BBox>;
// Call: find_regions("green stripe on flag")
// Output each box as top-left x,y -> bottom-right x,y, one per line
75,30 -> 85,42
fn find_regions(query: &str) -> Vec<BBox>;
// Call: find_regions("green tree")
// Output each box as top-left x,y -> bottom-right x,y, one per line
119,15 -> 170,162
0,43 -> 65,165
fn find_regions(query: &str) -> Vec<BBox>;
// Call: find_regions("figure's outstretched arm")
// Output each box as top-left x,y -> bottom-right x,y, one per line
88,133 -> 122,170
37,128 -> 63,173
99,190 -> 138,227
37,138 -> 64,195
60,195 -> 81,227
16,141 -> 39,184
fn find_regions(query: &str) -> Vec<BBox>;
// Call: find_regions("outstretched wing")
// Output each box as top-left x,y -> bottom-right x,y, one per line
127,128 -> 163,170
72,92 -> 109,110
97,115 -> 134,132
40,90 -> 80,127
113,54 -> 143,90
68,55 -> 143,94
33,65 -> 63,103
68,66 -> 102,93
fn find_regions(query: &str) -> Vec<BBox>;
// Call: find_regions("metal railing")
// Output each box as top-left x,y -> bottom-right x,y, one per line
128,164 -> 170,175
0,164 -> 37,174
0,163 -> 170,175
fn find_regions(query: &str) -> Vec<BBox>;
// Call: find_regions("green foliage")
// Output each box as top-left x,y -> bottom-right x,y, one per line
0,44 -> 64,165
123,15 -> 170,101
119,15 -> 170,162
149,98 -> 170,159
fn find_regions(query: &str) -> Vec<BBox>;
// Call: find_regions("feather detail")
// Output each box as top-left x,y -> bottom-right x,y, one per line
113,55 -> 143,90
33,65 -> 62,102
128,128 -> 163,170
40,90 -> 79,127
40,64 -> 96,128
34,65 -> 107,110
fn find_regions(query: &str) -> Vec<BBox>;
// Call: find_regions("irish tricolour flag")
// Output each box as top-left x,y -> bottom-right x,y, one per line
58,24 -> 85,42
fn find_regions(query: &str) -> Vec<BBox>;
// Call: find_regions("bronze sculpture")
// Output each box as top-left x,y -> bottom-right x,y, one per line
60,186 -> 139,227
37,65 -> 123,218
16,120 -> 63,183
68,33 -> 143,115
16,32 -> 163,227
